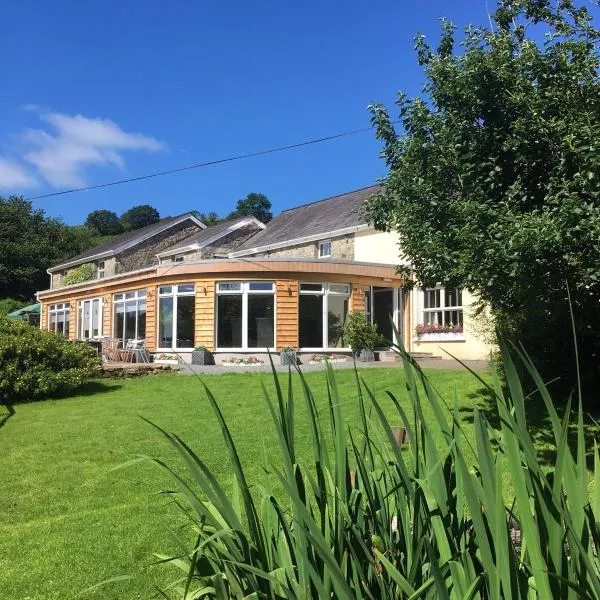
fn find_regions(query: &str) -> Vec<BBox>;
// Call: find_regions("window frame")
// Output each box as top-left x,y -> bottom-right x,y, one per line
97,261 -> 105,279
157,284 -> 196,351
418,286 -> 464,338
113,289 -> 147,343
48,302 -> 70,337
318,239 -> 332,258
77,297 -> 103,340
173,255 -> 185,263
298,282 -> 351,351
215,281 -> 276,351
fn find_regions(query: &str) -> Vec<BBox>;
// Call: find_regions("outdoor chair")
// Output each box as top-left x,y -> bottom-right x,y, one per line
124,339 -> 150,363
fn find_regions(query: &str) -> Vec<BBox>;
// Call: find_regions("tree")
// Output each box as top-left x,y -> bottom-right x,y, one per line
120,205 -> 160,231
0,196 -> 92,299
234,193 -> 272,223
85,209 -> 123,235
366,1 -> 600,387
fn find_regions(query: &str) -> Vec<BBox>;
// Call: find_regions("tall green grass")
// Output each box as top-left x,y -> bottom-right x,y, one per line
149,345 -> 600,599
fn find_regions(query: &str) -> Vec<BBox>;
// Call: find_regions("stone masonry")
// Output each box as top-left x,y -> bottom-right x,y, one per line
264,234 -> 355,260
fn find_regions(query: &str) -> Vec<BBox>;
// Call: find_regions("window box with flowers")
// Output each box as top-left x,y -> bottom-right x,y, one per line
154,353 -> 180,365
415,323 -> 465,341
221,356 -> 265,366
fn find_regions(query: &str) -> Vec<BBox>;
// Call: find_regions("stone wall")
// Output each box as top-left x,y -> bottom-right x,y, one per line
263,234 -> 355,260
202,223 -> 263,258
116,221 -> 200,274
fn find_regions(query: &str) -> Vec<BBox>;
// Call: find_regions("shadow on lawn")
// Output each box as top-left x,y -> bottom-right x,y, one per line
0,403 -> 15,430
461,383 -> 600,468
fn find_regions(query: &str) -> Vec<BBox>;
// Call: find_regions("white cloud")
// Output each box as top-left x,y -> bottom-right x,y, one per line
21,111 -> 166,188
0,157 -> 38,190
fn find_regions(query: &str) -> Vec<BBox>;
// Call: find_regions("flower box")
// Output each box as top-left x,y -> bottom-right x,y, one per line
221,357 -> 264,367
191,349 -> 214,366
309,354 -> 348,364
416,332 -> 465,341
154,353 -> 179,365
355,349 -> 375,362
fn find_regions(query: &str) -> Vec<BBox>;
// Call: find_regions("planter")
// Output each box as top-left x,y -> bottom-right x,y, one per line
355,349 -> 375,362
154,358 -> 179,365
416,332 -> 465,342
191,350 -> 214,366
280,349 -> 297,366
222,361 -> 264,367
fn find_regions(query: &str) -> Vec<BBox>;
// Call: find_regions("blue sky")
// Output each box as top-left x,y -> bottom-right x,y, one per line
0,1 -> 493,224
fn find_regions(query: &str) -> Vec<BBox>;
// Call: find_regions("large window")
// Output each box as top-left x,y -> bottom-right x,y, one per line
216,281 -> 275,349
422,287 -> 463,329
114,290 -> 146,343
48,303 -> 70,337
299,283 -> 350,349
77,298 -> 102,339
158,284 -> 195,349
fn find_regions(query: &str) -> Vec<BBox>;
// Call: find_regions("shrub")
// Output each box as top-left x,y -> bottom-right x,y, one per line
0,298 -> 28,316
146,340 -> 600,599
343,310 -> 381,351
0,318 -> 100,402
62,263 -> 96,286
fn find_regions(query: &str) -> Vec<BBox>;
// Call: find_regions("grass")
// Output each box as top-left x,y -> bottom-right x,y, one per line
0,366 -> 501,599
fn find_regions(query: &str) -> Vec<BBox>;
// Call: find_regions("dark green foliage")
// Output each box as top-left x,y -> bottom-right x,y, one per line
62,263 -> 96,286
150,341 -> 600,599
0,298 -> 28,316
366,1 -> 600,387
0,196 -> 93,299
232,192 -> 272,223
0,318 -> 100,403
85,209 -> 123,235
120,205 -> 160,231
343,310 -> 381,351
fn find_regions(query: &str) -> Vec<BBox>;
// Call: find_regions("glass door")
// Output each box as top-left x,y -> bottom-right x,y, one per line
78,298 -> 103,339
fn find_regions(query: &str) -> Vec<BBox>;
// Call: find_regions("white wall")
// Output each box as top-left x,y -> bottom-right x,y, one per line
354,229 -> 405,265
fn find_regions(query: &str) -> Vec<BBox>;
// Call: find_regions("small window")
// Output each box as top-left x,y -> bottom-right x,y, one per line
97,261 -> 105,279
318,240 -> 332,258
217,282 -> 242,293
174,255 -> 185,263
159,286 -> 173,295
248,282 -> 274,292
300,283 -> 324,293
177,284 -> 195,294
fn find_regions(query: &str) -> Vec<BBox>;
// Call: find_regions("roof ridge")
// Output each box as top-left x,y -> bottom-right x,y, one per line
279,184 -> 380,214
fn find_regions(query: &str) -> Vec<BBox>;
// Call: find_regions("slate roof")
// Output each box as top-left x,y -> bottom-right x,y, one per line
232,185 -> 381,255
157,216 -> 262,256
50,213 -> 202,271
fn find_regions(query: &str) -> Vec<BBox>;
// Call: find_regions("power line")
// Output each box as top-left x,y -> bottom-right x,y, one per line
26,122 -> 389,201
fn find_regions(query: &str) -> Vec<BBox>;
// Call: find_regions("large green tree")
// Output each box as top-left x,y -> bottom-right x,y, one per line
85,209 -> 123,235
120,204 -> 160,231
233,193 -> 273,223
366,0 -> 600,385
0,197 -> 92,299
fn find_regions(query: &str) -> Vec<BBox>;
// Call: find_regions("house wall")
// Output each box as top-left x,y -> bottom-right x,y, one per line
409,288 -> 492,361
263,234 -> 354,260
116,221 -> 200,274
354,229 -> 405,265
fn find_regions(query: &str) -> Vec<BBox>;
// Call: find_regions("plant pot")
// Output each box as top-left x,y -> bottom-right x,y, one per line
355,349 -> 375,362
191,350 -> 214,366
280,350 -> 297,366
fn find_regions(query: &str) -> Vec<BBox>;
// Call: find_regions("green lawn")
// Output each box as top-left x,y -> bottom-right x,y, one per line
0,366 -> 491,599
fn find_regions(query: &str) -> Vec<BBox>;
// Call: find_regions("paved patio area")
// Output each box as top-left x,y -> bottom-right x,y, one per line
177,357 -> 490,376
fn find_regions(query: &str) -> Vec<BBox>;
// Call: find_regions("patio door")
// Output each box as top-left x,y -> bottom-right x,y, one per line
365,287 -> 400,347
77,298 -> 103,339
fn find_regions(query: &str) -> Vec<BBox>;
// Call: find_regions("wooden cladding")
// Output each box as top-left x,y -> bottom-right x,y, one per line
350,284 -> 366,313
195,280 -> 215,349
145,286 -> 157,352
276,279 -> 299,351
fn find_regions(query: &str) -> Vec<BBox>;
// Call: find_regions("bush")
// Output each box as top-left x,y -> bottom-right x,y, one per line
62,263 -> 96,286
0,298 -> 28,316
146,341 -> 600,599
343,310 -> 381,351
0,318 -> 100,403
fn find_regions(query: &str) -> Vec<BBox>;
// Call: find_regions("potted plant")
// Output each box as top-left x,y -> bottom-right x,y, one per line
191,345 -> 214,366
280,346 -> 297,366
343,311 -> 380,362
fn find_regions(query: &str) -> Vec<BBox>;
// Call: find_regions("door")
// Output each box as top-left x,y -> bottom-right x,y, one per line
372,287 -> 395,346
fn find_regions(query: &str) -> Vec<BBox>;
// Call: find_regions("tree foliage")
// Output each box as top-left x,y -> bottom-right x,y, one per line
85,209 -> 123,235
62,263 -> 96,286
366,0 -> 600,384
233,192 -> 273,223
120,204 -> 160,231
0,196 -> 93,299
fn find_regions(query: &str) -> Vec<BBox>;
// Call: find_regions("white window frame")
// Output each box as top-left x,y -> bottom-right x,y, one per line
318,239 -> 332,258
48,303 -> 70,337
77,297 -> 103,340
173,255 -> 185,263
97,261 -> 105,279
215,281 -> 276,351
417,286 -> 464,339
298,282 -> 351,351
113,289 -> 147,343
157,284 -> 196,351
